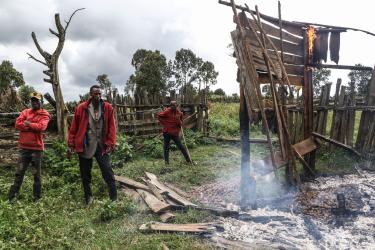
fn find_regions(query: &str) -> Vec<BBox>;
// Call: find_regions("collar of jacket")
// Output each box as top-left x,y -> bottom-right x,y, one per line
82,99 -> 105,110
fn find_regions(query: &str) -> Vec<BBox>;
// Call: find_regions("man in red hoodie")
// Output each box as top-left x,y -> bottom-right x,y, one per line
8,92 -> 50,201
157,101 -> 192,165
68,85 -> 117,205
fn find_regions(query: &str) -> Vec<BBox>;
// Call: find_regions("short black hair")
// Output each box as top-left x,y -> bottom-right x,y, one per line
90,85 -> 101,92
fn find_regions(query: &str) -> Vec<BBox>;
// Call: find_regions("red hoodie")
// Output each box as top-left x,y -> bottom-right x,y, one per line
157,108 -> 183,137
68,100 -> 116,153
15,108 -> 50,151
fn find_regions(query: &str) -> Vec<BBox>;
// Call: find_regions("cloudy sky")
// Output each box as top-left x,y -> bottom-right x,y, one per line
0,0 -> 374,101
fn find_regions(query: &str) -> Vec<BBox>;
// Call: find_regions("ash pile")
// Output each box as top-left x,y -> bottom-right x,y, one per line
205,171 -> 375,249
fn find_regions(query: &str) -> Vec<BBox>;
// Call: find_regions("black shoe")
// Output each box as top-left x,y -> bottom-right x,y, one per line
85,196 -> 93,206
8,185 -> 18,202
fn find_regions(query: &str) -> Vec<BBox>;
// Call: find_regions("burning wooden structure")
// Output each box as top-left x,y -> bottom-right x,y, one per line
219,0 -> 375,208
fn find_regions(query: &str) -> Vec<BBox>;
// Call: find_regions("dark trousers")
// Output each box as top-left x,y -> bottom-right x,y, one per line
163,132 -> 191,164
78,145 -> 117,201
8,149 -> 42,200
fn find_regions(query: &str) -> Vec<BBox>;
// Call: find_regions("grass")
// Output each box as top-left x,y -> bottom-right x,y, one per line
0,143 -> 244,249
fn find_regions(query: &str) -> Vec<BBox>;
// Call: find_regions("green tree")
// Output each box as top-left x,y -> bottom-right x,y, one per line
96,74 -> 112,97
312,68 -> 331,97
199,61 -> 218,93
348,64 -> 372,97
18,85 -> 36,104
213,88 -> 225,96
126,49 -> 171,96
0,60 -> 25,93
173,49 -> 202,93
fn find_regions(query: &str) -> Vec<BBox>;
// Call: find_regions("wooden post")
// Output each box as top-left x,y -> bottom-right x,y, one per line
239,87 -> 256,209
303,27 -> 315,176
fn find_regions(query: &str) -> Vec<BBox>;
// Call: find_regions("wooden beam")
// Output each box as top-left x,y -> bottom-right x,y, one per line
139,222 -> 218,234
219,0 -> 375,37
312,132 -> 362,157
314,64 -> 373,71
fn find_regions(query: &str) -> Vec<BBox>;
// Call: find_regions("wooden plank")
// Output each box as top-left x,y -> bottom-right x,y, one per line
159,212 -> 175,223
246,30 -> 303,56
121,186 -> 148,211
232,30 -> 304,65
144,172 -> 197,207
312,132 -> 361,157
247,18 -> 302,43
114,175 -> 150,192
252,56 -> 304,76
139,222 -> 218,233
258,73 -> 303,86
145,180 -> 166,202
252,137 -> 319,175
136,189 -> 172,214
329,79 -> 342,142
346,93 -> 356,147
163,182 -> 189,198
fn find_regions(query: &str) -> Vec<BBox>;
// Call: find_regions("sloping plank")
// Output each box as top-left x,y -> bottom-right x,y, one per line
252,137 -> 319,175
144,172 -> 197,207
114,175 -> 150,191
137,189 -> 172,214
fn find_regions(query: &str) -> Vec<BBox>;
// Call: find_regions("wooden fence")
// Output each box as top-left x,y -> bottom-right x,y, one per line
287,78 -> 375,156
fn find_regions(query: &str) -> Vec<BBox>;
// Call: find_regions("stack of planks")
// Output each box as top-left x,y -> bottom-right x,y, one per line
115,172 -> 234,234
115,172 -> 196,223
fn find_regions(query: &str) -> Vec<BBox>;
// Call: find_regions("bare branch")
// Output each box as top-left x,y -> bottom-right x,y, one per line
31,32 -> 48,58
43,78 -> 53,84
27,53 -> 48,66
55,14 -> 65,35
64,8 -> 85,31
43,70 -> 53,77
49,28 -> 60,37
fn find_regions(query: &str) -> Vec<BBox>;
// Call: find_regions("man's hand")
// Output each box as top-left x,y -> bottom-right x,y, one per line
105,145 -> 115,154
66,147 -> 75,159
24,121 -> 31,126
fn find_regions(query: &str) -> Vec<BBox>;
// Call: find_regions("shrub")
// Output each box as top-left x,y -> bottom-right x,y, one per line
111,135 -> 133,168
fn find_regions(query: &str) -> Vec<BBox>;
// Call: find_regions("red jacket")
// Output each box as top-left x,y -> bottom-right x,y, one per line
15,108 -> 50,151
68,100 -> 116,153
157,108 -> 183,137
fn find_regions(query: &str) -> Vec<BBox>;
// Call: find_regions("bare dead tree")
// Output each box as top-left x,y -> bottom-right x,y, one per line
27,8 -> 85,140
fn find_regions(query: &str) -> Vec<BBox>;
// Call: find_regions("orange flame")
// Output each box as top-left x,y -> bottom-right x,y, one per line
307,26 -> 316,56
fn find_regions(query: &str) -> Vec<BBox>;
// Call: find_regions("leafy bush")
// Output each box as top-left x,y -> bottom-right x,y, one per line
111,135 -> 133,168
95,198 -> 136,222
143,137 -> 164,158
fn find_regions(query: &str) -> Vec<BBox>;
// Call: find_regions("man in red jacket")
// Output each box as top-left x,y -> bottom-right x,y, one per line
8,92 -> 50,201
68,85 -> 117,205
157,101 -> 192,165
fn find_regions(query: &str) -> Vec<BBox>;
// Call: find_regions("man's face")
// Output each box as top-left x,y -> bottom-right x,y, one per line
90,88 -> 101,102
31,98 -> 41,110
170,101 -> 177,111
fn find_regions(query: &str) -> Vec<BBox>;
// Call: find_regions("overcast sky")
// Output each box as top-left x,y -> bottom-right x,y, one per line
0,0 -> 374,101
